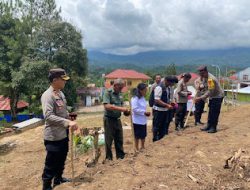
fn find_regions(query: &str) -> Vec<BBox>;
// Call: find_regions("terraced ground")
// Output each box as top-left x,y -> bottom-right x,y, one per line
0,104 -> 250,190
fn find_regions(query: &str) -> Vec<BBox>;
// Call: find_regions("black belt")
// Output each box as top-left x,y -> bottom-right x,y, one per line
104,115 -> 120,120
44,137 -> 69,152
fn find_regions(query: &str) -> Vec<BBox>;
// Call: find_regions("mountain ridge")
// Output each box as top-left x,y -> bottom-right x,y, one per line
88,47 -> 250,68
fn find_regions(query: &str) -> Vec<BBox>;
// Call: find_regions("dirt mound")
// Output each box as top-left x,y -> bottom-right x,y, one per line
1,105 -> 250,190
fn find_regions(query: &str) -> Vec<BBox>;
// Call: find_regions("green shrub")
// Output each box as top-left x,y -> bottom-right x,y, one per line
145,91 -> 150,101
123,92 -> 129,101
28,104 -> 43,115
124,90 -> 150,101
0,119 -> 7,128
18,109 -> 30,115
0,111 -> 5,128
0,111 -> 4,118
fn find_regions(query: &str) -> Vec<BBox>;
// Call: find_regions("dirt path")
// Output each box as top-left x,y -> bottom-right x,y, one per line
77,105 -> 104,113
1,105 -> 250,190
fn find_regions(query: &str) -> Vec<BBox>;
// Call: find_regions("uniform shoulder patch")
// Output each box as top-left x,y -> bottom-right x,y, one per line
208,78 -> 215,90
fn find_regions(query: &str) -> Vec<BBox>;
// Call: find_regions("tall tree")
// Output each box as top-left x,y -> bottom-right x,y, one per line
165,63 -> 177,76
0,7 -> 29,118
0,0 -> 88,117
34,21 -> 88,105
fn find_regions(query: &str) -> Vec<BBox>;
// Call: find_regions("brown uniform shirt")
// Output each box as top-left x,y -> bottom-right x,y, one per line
41,86 -> 69,141
175,78 -> 189,103
194,77 -> 207,97
200,73 -> 224,100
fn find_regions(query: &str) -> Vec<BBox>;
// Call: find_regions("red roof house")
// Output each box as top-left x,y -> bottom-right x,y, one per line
0,95 -> 29,111
229,75 -> 238,81
104,69 -> 151,92
105,69 -> 151,80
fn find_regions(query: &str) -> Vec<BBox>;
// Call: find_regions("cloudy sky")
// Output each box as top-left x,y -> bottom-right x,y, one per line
55,0 -> 250,55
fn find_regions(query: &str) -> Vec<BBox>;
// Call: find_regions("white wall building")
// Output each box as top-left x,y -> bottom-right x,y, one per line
236,67 -> 250,82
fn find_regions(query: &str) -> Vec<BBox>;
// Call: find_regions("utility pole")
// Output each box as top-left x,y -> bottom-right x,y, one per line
212,65 -> 221,86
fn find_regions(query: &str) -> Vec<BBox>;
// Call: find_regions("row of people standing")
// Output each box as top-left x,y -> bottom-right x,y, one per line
102,65 -> 224,162
131,65 -> 224,145
40,66 -> 224,189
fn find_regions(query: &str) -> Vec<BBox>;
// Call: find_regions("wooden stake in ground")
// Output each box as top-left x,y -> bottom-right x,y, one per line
184,92 -> 197,128
70,129 -> 75,187
224,148 -> 243,171
188,174 -> 199,183
85,128 -> 101,167
128,89 -> 136,153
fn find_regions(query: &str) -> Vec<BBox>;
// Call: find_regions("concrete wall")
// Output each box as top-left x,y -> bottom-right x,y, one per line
237,67 -> 250,82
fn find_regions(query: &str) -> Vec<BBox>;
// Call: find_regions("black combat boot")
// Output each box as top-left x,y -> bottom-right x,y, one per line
207,126 -> 217,133
195,121 -> 205,126
175,123 -> 180,131
43,180 -> 52,190
180,122 -> 184,130
194,113 -> 198,125
53,177 -> 71,188
200,124 -> 210,131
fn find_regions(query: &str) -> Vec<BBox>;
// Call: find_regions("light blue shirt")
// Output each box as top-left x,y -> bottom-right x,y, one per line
131,96 -> 147,125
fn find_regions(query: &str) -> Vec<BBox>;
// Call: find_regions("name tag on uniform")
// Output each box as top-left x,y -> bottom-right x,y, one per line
56,99 -> 64,109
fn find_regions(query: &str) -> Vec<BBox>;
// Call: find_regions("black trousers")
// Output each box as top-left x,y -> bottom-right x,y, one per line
153,110 -> 169,142
170,108 -> 175,121
175,103 -> 187,128
194,99 -> 205,122
164,110 -> 172,135
42,138 -> 68,182
104,117 -> 125,160
207,97 -> 223,130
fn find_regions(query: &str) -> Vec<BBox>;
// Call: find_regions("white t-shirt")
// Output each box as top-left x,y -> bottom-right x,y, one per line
152,86 -> 169,111
131,96 -> 147,125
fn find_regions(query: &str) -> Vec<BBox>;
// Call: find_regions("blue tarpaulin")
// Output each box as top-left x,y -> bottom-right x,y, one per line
0,114 -> 44,123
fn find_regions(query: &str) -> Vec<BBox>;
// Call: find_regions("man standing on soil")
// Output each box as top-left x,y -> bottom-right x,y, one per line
175,73 -> 192,131
195,66 -> 224,133
103,78 -> 130,161
152,76 -> 177,141
194,76 -> 207,126
149,74 -> 162,132
165,76 -> 179,132
41,68 -> 78,190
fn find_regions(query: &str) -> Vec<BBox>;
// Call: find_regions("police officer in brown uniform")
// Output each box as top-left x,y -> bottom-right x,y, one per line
195,66 -> 224,133
194,76 -> 207,125
41,68 -> 78,190
175,73 -> 192,130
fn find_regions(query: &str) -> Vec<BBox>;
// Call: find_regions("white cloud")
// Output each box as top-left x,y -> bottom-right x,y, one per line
103,45 -> 155,55
56,0 -> 250,54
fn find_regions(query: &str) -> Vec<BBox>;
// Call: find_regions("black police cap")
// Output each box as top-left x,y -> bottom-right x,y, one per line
48,68 -> 70,81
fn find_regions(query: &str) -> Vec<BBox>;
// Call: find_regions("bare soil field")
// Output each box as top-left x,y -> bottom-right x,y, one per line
1,105 -> 250,190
